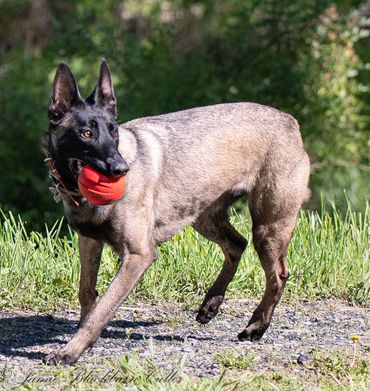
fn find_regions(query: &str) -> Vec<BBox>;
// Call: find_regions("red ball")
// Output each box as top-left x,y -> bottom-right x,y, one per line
78,165 -> 126,206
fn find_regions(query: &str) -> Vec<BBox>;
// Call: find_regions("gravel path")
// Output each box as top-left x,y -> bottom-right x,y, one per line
0,299 -> 369,385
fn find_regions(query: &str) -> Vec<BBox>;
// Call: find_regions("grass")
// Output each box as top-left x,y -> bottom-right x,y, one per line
215,349 -> 255,370
0,200 -> 369,310
7,349 -> 369,390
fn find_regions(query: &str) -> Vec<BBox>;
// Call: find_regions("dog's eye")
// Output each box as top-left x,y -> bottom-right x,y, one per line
81,129 -> 93,139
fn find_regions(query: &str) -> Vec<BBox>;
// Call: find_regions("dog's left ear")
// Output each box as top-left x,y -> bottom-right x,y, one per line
86,59 -> 117,118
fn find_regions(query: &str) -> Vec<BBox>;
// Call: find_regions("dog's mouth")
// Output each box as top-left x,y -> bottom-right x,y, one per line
68,159 -> 86,179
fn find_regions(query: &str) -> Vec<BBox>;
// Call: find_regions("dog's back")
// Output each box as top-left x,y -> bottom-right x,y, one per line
119,102 -> 310,242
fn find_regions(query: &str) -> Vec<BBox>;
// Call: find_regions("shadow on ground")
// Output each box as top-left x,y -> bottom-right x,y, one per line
0,314 -> 162,360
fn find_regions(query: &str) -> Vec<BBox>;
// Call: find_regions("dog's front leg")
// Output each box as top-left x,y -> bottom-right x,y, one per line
78,235 -> 103,326
45,246 -> 155,365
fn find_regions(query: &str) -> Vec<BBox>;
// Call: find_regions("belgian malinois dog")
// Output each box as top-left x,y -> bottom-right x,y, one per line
41,59 -> 310,364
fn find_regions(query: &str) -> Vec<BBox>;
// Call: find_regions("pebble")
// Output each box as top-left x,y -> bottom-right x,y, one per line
297,353 -> 313,365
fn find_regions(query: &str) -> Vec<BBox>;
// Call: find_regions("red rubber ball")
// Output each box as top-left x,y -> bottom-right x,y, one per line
78,165 -> 126,206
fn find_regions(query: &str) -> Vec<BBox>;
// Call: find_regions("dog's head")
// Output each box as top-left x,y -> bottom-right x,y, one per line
44,59 -> 128,192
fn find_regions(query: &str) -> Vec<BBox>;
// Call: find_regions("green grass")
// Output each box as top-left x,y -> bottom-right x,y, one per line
9,349 -> 370,390
0,201 -> 369,311
215,349 -> 255,370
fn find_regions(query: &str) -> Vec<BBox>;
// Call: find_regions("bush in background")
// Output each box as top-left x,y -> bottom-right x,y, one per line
0,0 -> 368,229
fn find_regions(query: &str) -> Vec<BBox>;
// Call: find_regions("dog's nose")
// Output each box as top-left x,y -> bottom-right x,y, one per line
106,157 -> 129,177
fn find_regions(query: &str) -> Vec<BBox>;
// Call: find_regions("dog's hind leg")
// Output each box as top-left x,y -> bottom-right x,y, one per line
237,215 -> 294,341
193,205 -> 247,324
78,235 -> 103,326
238,160 -> 309,341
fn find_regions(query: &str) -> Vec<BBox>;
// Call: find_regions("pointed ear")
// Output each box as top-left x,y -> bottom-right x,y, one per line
86,59 -> 117,117
49,62 -> 82,121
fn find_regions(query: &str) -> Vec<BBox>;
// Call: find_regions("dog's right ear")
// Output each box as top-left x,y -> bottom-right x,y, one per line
49,62 -> 83,121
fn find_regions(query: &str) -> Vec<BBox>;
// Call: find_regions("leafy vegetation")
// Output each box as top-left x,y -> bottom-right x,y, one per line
0,0 -> 369,230
0,200 -> 368,311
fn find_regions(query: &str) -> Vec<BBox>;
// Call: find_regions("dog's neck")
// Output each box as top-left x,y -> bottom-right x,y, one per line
41,132 -> 82,206
117,125 -> 138,165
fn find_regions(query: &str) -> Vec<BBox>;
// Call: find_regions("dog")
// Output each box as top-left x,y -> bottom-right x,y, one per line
41,59 -> 310,364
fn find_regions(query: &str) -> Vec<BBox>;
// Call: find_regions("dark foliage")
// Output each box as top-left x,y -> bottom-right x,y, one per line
0,0 -> 368,230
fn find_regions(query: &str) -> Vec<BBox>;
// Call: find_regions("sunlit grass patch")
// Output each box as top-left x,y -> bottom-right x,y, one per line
0,200 -> 369,311
215,349 -> 255,370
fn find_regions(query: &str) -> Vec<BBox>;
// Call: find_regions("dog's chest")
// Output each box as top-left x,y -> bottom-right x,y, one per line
64,203 -> 117,243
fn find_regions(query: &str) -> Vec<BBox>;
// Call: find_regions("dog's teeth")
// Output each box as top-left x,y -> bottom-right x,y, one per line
77,161 -> 82,172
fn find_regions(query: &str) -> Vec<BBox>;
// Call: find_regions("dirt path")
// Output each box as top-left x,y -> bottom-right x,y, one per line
0,299 -> 369,387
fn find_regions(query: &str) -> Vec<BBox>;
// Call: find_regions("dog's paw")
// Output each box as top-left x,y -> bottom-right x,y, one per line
43,350 -> 79,365
237,322 -> 268,342
196,295 -> 224,324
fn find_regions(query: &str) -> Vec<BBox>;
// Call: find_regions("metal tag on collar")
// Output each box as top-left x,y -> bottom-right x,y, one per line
49,186 -> 62,203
